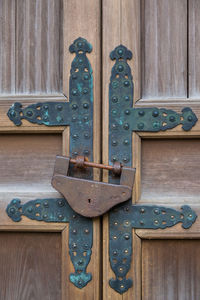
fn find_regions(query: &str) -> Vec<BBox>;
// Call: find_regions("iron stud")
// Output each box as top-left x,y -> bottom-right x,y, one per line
123,123 -> 129,130
83,103 -> 89,109
169,116 -> 175,122
188,116 -> 193,122
72,104 -> 78,109
138,110 -> 145,116
137,123 -> 144,130
118,65 -> 124,72
124,80 -> 130,87
26,111 -> 33,117
112,96 -> 118,103
152,110 -> 159,117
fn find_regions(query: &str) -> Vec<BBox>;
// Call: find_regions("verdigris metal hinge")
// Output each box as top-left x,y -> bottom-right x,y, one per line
108,45 -> 198,294
6,37 -> 94,289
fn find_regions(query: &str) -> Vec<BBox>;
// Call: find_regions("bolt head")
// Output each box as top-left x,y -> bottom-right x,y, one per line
152,110 -> 159,117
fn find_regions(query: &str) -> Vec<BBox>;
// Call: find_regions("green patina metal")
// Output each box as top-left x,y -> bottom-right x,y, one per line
7,198 -> 93,288
6,37 -> 94,289
108,45 -> 198,294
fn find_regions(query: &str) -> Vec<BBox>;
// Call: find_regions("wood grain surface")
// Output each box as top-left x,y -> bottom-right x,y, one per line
0,232 -> 61,300
142,239 -> 200,300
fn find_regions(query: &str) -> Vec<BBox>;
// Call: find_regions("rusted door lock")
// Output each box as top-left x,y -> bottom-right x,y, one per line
51,155 -> 135,217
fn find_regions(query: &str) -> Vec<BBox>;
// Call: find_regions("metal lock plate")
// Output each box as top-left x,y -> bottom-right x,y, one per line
51,156 -> 135,217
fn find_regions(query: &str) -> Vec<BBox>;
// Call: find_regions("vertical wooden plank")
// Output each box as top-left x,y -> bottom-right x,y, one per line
63,1 -> 101,299
0,0 -> 15,94
16,0 -> 61,94
102,1 -> 141,299
142,0 -> 187,99
189,0 -> 200,98
142,240 -> 200,300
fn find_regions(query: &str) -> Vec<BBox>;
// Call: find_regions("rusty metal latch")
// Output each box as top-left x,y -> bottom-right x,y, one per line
51,155 -> 135,218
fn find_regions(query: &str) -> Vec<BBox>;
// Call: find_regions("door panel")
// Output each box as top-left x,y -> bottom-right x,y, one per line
0,0 -> 101,299
0,232 -> 61,300
142,239 -> 200,300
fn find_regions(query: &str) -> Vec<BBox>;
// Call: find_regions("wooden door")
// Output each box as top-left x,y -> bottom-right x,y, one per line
102,0 -> 200,299
0,1 -> 101,299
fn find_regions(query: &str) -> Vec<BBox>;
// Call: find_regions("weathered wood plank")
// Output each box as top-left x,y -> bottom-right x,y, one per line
142,0 -> 187,99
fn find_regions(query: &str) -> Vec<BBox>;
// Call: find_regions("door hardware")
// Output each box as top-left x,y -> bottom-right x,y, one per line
108,44 -> 198,294
6,39 -> 198,293
6,37 -> 94,289
51,155 -> 135,217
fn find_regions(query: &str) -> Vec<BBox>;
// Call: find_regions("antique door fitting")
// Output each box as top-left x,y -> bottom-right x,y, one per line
6,38 -> 198,293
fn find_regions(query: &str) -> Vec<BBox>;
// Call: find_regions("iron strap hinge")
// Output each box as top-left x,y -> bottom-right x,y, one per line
6,38 -> 198,294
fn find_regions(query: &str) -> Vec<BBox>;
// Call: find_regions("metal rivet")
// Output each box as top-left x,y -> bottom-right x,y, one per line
123,123 -> 129,130
124,249 -> 128,254
84,150 -> 90,155
123,157 -> 129,163
27,111 -> 33,117
77,42 -> 82,47
124,221 -> 130,226
43,201 -> 49,208
154,209 -> 160,215
84,132 -> 90,139
57,105 -> 63,111
120,285 -> 124,289
140,208 -> 145,214
72,229 -> 77,234
10,111 -> 16,117
73,134 -> 78,139
72,243 -> 77,249
118,65 -> 124,72
114,222 -> 118,225
188,116 -> 193,122
58,200 -> 64,207
152,110 -> 159,117
84,74 -> 89,80
125,109 -> 130,115
118,49 -> 123,55
43,105 -> 48,109
72,214 -> 77,219
72,116 -> 76,121
113,236 -> 117,240
123,139 -> 129,145
83,116 -> 89,121
137,123 -> 144,130
112,109 -> 117,114
27,207 -> 33,213
169,116 -> 175,122
73,151 -> 78,156
10,208 -> 15,214
112,140 -> 118,146
171,215 -> 175,219
138,110 -> 145,116
83,103 -> 89,109
124,234 -> 130,240
72,89 -> 77,96
140,220 -> 144,225
189,214 -> 193,218
119,267 -> 123,272
112,96 -> 118,103
112,156 -> 117,162
78,259 -> 84,265
124,80 -> 130,87
153,122 -> 160,128
58,214 -> 63,220
72,74 -> 77,79
78,280 -> 83,286
79,58 -> 83,63
124,206 -> 130,212
56,116 -> 63,123
43,214 -> 48,219
72,103 -> 78,109
83,88 -> 88,94
154,220 -> 159,225
113,250 -> 118,256
124,96 -> 129,101
85,228 -> 89,234
83,244 -> 89,249
112,123 -> 117,129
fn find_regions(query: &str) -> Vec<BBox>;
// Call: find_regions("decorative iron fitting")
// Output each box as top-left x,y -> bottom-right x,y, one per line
6,37 -> 94,289
108,45 -> 198,294
7,198 -> 93,288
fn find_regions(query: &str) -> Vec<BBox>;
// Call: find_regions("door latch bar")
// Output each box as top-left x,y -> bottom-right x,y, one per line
108,45 -> 198,294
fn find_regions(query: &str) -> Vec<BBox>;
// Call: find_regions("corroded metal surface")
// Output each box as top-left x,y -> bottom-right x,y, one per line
6,198 -> 93,288
108,45 -> 198,294
6,37 -> 94,289
51,156 -> 135,217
